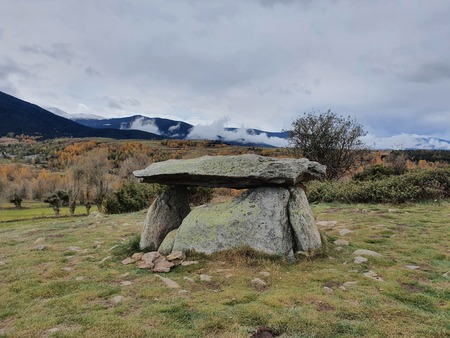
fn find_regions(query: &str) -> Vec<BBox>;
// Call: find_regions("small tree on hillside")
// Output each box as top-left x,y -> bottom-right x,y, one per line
118,153 -> 151,179
289,110 -> 367,180
44,191 -> 69,216
5,181 -> 29,209
9,193 -> 24,209
65,166 -> 85,216
79,148 -> 116,213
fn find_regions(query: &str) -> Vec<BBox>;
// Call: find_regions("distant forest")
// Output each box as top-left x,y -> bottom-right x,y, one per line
392,149 -> 450,164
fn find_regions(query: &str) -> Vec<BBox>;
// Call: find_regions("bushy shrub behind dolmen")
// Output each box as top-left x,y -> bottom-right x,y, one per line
104,181 -> 213,214
307,167 -> 450,204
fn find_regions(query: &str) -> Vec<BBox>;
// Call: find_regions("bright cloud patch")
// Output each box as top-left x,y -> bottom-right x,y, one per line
126,117 -> 161,135
187,118 -> 288,147
362,133 -> 450,150
168,123 -> 181,132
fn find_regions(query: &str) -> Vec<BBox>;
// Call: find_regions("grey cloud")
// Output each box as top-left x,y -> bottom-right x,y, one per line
0,62 -> 19,80
403,62 -> 450,84
1,0 -> 450,139
0,59 -> 28,94
85,66 -> 101,77
0,83 -> 16,95
20,43 -> 75,63
0,58 -> 32,80
105,97 -> 141,110
258,83 -> 312,96
259,0 -> 297,7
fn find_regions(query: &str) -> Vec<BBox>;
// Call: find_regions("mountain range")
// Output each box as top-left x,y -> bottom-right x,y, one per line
0,91 -> 163,140
1,90 -> 449,149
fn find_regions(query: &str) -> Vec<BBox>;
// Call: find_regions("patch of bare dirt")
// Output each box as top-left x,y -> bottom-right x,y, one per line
400,283 -> 423,292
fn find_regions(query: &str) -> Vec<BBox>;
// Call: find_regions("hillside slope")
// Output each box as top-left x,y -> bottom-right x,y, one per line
0,91 -> 162,140
75,115 -> 193,138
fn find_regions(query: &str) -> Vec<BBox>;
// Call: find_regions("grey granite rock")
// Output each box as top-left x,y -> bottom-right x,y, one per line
288,187 -> 322,252
171,187 -> 294,256
158,229 -> 178,255
140,187 -> 190,251
134,154 -> 326,188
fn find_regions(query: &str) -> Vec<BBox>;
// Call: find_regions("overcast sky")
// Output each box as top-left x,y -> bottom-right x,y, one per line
1,0 -> 450,138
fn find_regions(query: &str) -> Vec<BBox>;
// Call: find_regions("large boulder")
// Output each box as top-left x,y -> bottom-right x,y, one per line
134,154 -> 326,189
288,187 -> 322,252
171,187 -> 294,256
140,187 -> 191,251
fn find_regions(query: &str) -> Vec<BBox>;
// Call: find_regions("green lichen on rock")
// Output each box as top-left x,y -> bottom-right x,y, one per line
157,229 -> 178,255
171,187 -> 294,256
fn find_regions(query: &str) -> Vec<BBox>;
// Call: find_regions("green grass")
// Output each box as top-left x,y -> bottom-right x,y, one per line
0,202 -> 449,337
0,200 -> 98,222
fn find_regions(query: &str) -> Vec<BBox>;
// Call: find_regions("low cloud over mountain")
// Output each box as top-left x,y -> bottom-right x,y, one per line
186,118 -> 288,147
363,134 -> 450,150
127,117 -> 161,135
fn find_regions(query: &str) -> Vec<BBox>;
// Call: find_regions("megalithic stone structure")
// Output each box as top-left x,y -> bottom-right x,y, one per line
134,154 -> 326,256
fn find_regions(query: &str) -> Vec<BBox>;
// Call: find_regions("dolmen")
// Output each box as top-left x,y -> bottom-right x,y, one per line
134,154 -> 326,258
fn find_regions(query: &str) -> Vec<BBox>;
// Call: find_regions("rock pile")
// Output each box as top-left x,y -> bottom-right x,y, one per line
134,154 -> 326,257
121,250 -> 197,273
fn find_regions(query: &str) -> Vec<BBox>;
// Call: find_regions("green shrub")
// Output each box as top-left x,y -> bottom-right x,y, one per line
307,167 -> 450,204
104,182 -> 213,214
187,187 -> 213,206
353,165 -> 397,181
103,181 -> 162,214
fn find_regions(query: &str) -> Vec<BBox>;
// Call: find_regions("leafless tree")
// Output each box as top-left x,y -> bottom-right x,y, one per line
78,148 -> 116,213
289,110 -> 367,180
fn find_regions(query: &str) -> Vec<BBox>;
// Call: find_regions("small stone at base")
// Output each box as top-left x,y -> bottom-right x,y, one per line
121,257 -> 135,265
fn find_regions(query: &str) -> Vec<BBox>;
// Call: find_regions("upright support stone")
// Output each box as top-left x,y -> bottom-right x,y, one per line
171,187 -> 294,256
140,186 -> 190,251
288,187 -> 322,252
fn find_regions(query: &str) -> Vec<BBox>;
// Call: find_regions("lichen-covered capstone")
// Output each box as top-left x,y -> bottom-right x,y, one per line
134,154 -> 325,188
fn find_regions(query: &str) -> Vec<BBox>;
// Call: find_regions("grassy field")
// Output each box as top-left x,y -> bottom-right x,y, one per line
0,201 -> 98,222
0,202 -> 449,337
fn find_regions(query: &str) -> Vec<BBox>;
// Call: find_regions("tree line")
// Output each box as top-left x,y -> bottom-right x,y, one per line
0,147 -> 151,215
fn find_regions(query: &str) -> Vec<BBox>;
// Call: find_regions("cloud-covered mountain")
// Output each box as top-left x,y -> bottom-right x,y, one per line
3,91 -> 449,149
75,115 -> 288,147
46,107 -> 105,120
72,114 -> 450,149
0,91 -> 163,140
74,115 -> 193,139
186,118 -> 288,147
362,134 -> 450,150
